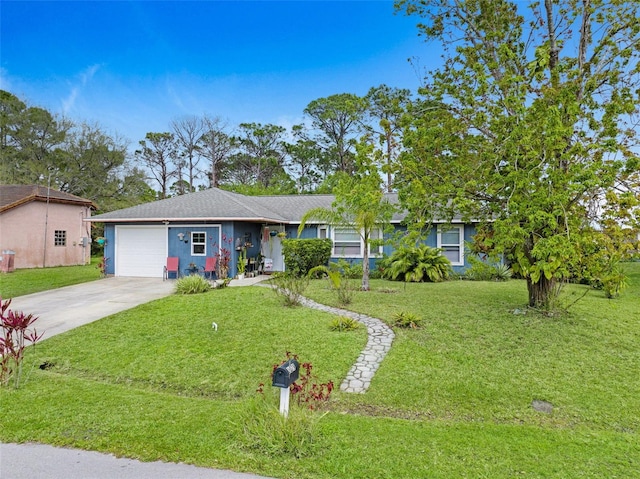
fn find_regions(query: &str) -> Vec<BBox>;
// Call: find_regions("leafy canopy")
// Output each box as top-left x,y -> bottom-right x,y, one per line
394,0 -> 640,308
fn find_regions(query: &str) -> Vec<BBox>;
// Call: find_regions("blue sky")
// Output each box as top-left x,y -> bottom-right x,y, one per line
1,0 -> 434,145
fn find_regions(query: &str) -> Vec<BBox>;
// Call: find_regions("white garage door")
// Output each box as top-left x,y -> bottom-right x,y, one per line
115,226 -> 167,277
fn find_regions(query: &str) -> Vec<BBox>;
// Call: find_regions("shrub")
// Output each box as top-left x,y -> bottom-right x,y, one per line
281,239 -> 332,277
175,275 -> 212,294
466,255 -> 513,281
329,316 -> 361,332
392,311 -> 424,329
307,264 -> 356,306
1,297 -> 42,388
271,272 -> 309,306
334,258 -> 363,279
384,244 -> 452,282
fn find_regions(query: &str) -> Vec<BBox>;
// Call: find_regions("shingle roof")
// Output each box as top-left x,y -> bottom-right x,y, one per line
0,185 -> 96,213
89,187 -> 404,223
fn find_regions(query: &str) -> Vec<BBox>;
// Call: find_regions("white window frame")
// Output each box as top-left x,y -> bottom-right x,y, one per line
317,225 -> 328,240
191,231 -> 206,256
327,226 -> 383,258
437,225 -> 464,266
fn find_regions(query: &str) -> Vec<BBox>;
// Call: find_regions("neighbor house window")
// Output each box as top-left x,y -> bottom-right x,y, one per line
318,225 -> 328,239
191,232 -> 206,255
54,230 -> 66,246
438,225 -> 464,265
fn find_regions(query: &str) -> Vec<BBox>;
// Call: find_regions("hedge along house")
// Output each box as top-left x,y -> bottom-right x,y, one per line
88,187 -> 478,278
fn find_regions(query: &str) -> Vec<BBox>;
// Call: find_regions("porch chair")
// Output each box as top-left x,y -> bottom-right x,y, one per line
203,256 -> 217,279
163,257 -> 179,280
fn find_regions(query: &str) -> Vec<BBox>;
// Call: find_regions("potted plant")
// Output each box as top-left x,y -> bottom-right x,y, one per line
237,249 -> 246,280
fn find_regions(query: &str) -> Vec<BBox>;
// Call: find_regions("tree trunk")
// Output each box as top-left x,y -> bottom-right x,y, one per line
526,275 -> 556,309
362,236 -> 370,291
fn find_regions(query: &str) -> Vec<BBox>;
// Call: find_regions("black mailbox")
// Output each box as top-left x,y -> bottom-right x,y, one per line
272,359 -> 299,388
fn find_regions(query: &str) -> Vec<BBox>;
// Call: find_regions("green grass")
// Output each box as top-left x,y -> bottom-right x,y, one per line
0,257 -> 102,298
1,264 -> 639,478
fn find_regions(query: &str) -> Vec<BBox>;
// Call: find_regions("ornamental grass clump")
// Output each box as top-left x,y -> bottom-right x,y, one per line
175,275 -> 211,294
329,315 -> 361,332
392,311 -> 424,329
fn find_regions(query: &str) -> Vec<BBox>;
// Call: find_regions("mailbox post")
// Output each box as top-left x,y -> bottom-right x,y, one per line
272,359 -> 299,418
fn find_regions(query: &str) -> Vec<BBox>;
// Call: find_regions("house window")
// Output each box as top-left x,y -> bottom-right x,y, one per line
54,230 -> 67,246
438,225 -> 464,265
333,227 -> 362,257
191,232 -> 206,255
368,228 -> 383,257
318,225 -> 328,239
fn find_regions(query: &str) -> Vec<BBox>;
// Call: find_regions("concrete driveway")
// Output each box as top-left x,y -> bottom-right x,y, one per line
7,277 -> 176,341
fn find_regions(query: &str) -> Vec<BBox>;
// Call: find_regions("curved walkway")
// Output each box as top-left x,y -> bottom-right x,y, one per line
297,296 -> 395,393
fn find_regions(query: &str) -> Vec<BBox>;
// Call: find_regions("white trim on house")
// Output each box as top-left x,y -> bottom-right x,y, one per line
191,231 -> 206,256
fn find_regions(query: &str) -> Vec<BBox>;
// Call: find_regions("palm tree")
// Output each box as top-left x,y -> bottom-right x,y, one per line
298,156 -> 395,291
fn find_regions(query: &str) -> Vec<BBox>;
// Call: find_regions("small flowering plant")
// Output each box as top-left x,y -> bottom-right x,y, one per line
257,352 -> 334,410
1,297 -> 43,388
211,233 -> 233,278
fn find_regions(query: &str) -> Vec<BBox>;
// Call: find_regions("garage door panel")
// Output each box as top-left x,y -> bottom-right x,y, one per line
116,227 -> 166,277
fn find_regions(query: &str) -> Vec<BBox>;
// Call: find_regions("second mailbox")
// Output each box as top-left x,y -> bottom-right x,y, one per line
272,359 -> 300,388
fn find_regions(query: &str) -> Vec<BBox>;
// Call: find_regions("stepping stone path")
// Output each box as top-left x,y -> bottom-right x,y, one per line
298,296 -> 395,394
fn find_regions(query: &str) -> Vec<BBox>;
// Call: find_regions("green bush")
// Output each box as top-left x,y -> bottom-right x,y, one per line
383,244 -> 451,282
466,255 -> 513,281
334,258 -> 363,279
271,272 -> 309,306
392,311 -> 424,329
282,239 -> 332,277
329,316 -> 361,332
175,275 -> 212,294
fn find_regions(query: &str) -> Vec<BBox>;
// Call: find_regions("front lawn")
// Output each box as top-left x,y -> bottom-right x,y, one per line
1,264 -> 638,478
0,258 -> 102,298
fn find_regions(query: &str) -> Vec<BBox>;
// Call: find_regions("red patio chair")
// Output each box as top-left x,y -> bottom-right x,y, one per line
203,256 -> 217,279
163,257 -> 179,280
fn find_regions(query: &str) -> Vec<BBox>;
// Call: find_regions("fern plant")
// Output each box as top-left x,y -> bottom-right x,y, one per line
384,245 -> 452,283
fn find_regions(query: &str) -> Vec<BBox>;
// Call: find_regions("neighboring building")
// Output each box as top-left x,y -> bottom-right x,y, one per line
0,185 -> 96,269
89,187 -> 478,278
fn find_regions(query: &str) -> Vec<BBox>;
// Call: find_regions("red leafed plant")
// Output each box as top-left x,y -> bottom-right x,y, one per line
0,297 -> 43,388
258,352 -> 334,410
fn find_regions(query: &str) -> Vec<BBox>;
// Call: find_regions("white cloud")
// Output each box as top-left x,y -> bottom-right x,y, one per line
62,64 -> 101,114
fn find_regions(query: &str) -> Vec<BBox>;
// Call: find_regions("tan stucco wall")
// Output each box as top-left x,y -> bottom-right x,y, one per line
0,201 -> 92,269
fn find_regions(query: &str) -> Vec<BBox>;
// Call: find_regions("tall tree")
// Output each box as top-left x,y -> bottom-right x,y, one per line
304,93 -> 367,176
395,0 -> 640,308
364,85 -> 412,192
0,93 -> 71,185
171,115 -> 204,192
135,132 -> 177,199
299,142 -> 396,291
58,123 -> 127,196
284,124 -> 324,193
229,123 -> 288,188
199,115 -> 233,188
